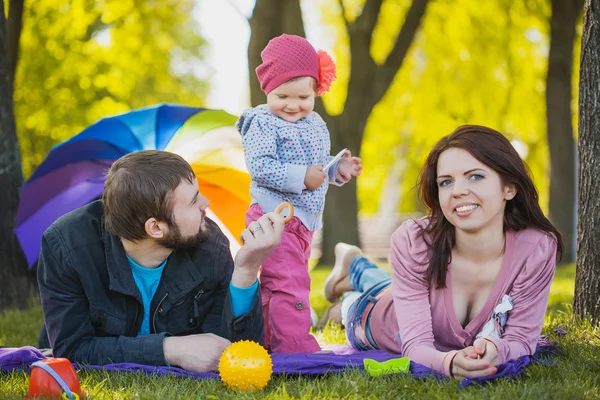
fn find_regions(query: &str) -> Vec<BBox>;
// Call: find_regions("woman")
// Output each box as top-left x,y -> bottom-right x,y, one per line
321,125 -> 562,379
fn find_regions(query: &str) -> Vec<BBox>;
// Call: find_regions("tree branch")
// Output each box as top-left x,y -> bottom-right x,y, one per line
351,0 -> 383,50
337,0 -> 350,31
371,0 -> 429,102
343,0 -> 384,115
6,0 -> 24,88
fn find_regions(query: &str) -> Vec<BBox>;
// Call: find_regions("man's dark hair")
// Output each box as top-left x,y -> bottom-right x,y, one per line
103,150 -> 195,240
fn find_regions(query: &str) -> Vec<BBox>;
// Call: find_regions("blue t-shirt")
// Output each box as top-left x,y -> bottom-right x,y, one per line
229,280 -> 259,316
127,255 -> 167,336
127,256 -> 259,336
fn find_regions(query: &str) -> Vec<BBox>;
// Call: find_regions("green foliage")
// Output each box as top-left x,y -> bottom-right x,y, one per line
11,0 -> 207,177
2,263 -> 596,399
319,0 -> 581,215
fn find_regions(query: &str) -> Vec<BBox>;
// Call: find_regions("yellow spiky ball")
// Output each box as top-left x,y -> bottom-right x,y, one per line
218,340 -> 273,392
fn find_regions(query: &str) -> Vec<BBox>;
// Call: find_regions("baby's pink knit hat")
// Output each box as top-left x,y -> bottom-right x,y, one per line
256,34 -> 336,95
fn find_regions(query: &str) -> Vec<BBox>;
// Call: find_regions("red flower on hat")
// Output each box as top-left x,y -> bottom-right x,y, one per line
317,50 -> 336,95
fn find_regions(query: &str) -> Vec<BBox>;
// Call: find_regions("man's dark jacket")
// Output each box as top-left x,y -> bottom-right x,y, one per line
37,200 -> 263,365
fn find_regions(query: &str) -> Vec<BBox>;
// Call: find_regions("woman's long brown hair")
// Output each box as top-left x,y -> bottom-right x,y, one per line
417,125 -> 563,289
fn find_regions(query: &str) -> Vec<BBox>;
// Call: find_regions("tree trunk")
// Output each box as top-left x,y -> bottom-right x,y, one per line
319,0 -> 429,265
574,0 -> 600,320
545,0 -> 583,263
247,0 -> 305,107
6,0 -> 25,88
0,1 -> 36,312
319,103 -> 370,264
321,165 -> 360,264
375,145 -> 407,240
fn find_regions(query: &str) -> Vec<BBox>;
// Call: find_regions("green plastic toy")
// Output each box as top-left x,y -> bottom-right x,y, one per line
363,357 -> 410,377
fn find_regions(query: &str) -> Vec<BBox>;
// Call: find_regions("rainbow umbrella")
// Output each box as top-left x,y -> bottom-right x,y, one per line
16,104 -> 251,267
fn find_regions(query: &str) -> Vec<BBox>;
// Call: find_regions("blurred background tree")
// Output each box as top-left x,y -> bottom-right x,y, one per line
545,0 -> 583,262
6,0 -> 23,88
14,0 -> 208,178
574,0 -> 600,321
0,0 -> 209,310
1,0 -> 31,311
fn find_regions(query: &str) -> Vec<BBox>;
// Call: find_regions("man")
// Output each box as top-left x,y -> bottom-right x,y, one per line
37,150 -> 284,373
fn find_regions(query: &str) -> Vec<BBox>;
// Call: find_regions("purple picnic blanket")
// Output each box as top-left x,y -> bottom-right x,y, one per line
0,330 -> 564,388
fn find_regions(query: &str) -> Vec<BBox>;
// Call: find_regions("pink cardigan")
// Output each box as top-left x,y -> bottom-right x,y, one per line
369,218 -> 558,377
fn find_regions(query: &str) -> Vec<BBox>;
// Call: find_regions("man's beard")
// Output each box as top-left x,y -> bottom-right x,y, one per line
158,221 -> 211,250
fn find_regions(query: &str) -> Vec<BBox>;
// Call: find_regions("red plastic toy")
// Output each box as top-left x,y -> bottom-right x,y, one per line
28,358 -> 84,399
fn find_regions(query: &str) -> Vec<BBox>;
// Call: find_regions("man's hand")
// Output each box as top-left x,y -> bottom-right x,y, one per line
163,333 -> 231,372
337,150 -> 362,182
304,165 -> 327,191
233,212 -> 285,287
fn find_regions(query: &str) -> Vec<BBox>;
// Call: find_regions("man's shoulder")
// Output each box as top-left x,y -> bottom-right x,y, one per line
45,200 -> 104,249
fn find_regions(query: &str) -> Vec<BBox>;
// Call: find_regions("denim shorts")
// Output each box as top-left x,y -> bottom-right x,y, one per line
346,280 -> 392,351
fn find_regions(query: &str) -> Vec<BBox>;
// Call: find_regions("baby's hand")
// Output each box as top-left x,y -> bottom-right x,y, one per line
337,151 -> 363,182
304,166 -> 327,191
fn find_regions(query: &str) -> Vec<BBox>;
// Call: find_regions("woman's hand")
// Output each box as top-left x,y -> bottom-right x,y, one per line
450,347 -> 498,380
467,338 -> 500,367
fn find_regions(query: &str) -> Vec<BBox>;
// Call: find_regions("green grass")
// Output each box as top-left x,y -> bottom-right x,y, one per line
2,264 -> 600,399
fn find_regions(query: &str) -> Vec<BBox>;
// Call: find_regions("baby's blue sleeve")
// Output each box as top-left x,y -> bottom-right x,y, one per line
242,118 -> 306,194
229,280 -> 259,317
